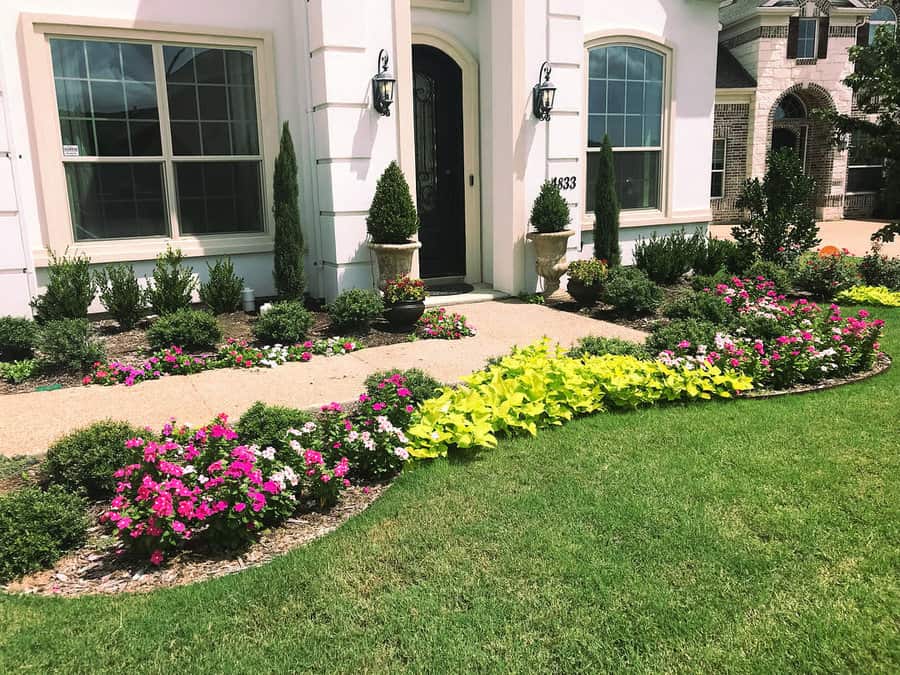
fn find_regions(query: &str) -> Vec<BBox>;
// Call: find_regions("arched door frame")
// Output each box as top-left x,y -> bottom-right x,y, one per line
409,26 -> 482,284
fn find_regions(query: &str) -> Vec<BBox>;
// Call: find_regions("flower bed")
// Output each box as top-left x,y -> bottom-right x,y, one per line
417,308 -> 476,340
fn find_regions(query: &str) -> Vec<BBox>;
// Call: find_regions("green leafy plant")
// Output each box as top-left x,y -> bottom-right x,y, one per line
364,368 -> 443,404
0,316 -> 38,361
36,318 -> 105,373
645,318 -> 720,356
146,309 -> 221,351
530,180 -> 571,233
252,301 -> 314,344
744,259 -> 793,295
200,257 -> 244,314
692,236 -> 749,276
366,161 -> 419,244
328,289 -> 383,331
600,267 -> 663,315
30,251 -> 95,323
567,259 -> 608,285
517,293 -> 545,305
273,122 -> 305,299
733,148 -> 820,263
44,420 -> 143,499
383,276 -> 426,304
859,243 -> 900,290
691,268 -> 735,292
145,246 -> 196,316
236,402 -> 314,450
634,229 -> 705,285
792,250 -> 859,299
94,264 -> 144,330
661,291 -> 732,325
0,360 -> 38,384
593,134 -> 621,266
0,487 -> 88,583
568,336 -> 651,360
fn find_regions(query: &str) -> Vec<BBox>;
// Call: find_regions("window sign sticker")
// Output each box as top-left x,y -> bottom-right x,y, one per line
62,145 -> 80,157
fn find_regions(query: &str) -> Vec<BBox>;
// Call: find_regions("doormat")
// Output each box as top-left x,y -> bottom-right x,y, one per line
425,282 -> 475,296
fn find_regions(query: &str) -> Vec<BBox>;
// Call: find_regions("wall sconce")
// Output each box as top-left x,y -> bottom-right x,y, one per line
372,49 -> 396,116
532,61 -> 557,122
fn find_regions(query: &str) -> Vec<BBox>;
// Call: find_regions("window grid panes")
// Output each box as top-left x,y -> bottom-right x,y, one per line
711,139 -> 726,199
49,37 -> 264,241
587,44 -> 664,211
847,132 -> 884,193
797,18 -> 817,59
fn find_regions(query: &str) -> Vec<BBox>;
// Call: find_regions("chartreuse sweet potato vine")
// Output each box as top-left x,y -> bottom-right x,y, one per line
406,341 -> 753,458
837,285 -> 900,308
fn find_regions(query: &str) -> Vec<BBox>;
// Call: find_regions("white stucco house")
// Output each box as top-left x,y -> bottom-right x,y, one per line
0,0 -> 721,316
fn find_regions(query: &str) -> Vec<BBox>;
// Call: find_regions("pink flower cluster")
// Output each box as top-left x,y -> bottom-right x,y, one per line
418,308 -> 476,340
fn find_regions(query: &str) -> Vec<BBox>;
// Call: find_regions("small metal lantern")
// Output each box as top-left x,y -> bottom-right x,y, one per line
532,61 -> 557,122
372,49 -> 396,116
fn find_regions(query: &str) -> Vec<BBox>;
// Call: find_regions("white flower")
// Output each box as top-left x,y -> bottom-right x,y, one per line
287,428 -> 302,436
261,446 -> 276,461
197,475 -> 209,485
182,465 -> 196,475
289,439 -> 302,452
394,447 -> 410,460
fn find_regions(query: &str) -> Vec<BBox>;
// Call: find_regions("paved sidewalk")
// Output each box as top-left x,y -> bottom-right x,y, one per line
710,219 -> 899,257
0,300 -> 645,456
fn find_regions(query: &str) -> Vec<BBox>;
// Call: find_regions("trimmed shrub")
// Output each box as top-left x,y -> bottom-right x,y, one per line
364,368 -> 443,404
30,251 -> 95,323
252,301 -> 314,344
634,229 -> 704,285
645,318 -> 720,356
200,257 -> 244,314
530,180 -> 571,233
366,161 -> 419,244
661,290 -> 732,324
0,487 -> 88,583
145,246 -> 196,316
568,336 -> 651,360
744,259 -> 792,295
273,122 -> 306,299
328,289 -> 383,331
94,264 -> 144,330
600,267 -> 663,315
0,316 -> 38,361
792,250 -> 858,299
44,420 -> 143,499
692,236 -> 749,276
236,402 -> 314,450
593,134 -> 621,266
147,309 -> 221,351
36,318 -> 105,373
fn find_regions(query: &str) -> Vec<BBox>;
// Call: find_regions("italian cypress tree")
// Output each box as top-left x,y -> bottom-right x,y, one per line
593,135 -> 621,266
273,122 -> 305,299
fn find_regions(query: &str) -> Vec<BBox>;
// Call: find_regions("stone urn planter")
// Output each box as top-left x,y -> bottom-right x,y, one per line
526,230 -> 574,298
566,277 -> 604,306
383,300 -> 426,329
368,240 -> 422,291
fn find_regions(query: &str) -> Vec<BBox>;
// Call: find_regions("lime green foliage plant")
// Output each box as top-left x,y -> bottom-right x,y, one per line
94,263 -> 144,330
406,340 -> 752,458
530,180 -> 571,233
0,359 -> 38,384
836,285 -> 900,307
367,161 -> 419,244
273,122 -> 305,299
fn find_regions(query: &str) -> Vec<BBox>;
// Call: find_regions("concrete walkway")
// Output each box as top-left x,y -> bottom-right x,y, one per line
0,300 -> 645,456
710,219 -> 900,257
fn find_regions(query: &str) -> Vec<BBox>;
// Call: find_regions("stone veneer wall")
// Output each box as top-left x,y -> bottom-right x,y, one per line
711,103 -> 751,225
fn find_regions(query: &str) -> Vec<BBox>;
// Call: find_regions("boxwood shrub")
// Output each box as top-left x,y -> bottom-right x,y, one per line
364,368 -> 443,404
600,267 -> 662,315
36,318 -> 105,373
328,289 -> 383,331
568,336 -> 651,360
147,309 -> 221,351
252,301 -> 314,344
236,402 -> 314,449
0,316 -> 38,361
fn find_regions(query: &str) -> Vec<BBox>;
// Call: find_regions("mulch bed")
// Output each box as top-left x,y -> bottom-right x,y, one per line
3,482 -> 390,597
543,283 -> 688,332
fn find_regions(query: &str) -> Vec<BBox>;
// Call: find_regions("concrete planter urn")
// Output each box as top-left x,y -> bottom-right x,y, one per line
526,230 -> 574,298
368,240 -> 422,291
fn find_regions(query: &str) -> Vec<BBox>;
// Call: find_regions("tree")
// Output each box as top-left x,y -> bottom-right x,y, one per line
273,122 -> 305,300
366,161 -> 419,244
732,148 -> 820,263
593,135 -> 621,266
529,180 -> 570,233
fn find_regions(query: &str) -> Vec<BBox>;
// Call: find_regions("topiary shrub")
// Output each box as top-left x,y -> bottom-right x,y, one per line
36,318 -> 105,373
44,420 -> 143,499
145,246 -> 196,316
273,122 -> 306,300
0,487 -> 88,583
236,401 -> 314,450
634,229 -> 705,285
593,134 -> 621,266
252,301 -> 314,344
530,180 -> 571,233
30,251 -> 95,323
328,289 -> 383,331
645,318 -> 720,356
364,368 -> 443,404
568,336 -> 651,360
600,267 -> 663,315
791,250 -> 859,299
94,263 -> 144,330
0,316 -> 38,361
200,257 -> 244,314
366,161 -> 419,244
146,309 -> 221,351
661,290 -> 732,325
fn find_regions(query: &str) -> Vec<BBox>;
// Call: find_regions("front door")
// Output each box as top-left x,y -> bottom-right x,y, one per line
412,45 -> 465,279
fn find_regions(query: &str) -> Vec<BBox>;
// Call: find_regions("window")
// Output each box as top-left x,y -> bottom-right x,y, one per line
774,94 -> 806,121
797,18 -> 818,59
49,38 -> 264,241
869,6 -> 897,43
586,44 -> 664,211
710,139 -> 726,199
847,132 -> 884,193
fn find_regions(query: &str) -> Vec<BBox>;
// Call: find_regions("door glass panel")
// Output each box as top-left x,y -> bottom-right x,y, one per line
413,71 -> 438,214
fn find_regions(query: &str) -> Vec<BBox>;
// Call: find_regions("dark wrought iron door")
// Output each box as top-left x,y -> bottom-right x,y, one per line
412,45 -> 465,278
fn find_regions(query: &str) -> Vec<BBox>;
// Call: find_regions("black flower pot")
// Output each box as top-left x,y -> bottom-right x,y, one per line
383,300 -> 426,328
567,277 -> 604,306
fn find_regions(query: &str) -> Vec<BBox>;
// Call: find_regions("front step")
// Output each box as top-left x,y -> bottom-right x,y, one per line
424,285 -> 509,308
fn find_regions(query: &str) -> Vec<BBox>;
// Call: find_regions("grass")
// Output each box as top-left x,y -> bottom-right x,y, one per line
1,307 -> 898,673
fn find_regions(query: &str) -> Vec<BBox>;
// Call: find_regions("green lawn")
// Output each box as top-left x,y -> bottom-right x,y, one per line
1,307 -> 898,673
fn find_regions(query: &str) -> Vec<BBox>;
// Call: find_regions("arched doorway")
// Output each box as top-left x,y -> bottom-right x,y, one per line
771,93 -> 808,168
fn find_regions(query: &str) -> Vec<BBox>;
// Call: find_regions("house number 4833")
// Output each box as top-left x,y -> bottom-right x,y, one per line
551,176 -> 577,190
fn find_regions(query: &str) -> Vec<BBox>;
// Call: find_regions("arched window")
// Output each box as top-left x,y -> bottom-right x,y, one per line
774,94 -> 806,121
869,5 -> 897,43
586,44 -> 665,211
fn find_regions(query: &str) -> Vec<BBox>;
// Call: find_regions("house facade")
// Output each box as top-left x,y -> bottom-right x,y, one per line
711,0 -> 895,225
0,0 -> 721,316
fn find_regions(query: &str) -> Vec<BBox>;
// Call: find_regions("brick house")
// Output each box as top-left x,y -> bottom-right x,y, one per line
711,0 -> 896,225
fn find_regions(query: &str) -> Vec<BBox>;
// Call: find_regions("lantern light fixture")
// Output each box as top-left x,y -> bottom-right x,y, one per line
372,49 -> 396,116
532,61 -> 557,122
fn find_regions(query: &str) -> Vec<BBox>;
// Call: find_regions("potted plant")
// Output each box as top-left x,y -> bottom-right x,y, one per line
566,258 -> 608,306
526,180 -> 574,298
367,161 -> 421,290
382,276 -> 427,328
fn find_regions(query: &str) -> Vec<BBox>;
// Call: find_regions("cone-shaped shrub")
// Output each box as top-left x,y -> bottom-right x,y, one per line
366,161 -> 419,244
273,122 -> 305,299
593,135 -> 621,266
530,180 -> 571,233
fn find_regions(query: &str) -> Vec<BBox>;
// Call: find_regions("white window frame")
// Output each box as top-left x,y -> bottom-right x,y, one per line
869,6 -> 898,43
711,138 -> 726,200
19,15 -> 278,267
797,17 -> 818,60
